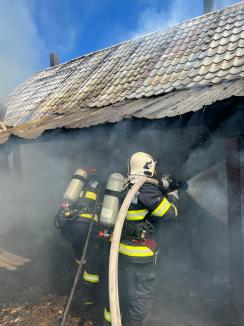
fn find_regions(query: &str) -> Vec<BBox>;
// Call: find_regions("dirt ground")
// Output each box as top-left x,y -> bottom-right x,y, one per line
0,295 -> 78,326
0,221 -> 236,326
0,296 -> 226,326
0,294 -> 104,326
0,270 -> 234,326
0,295 -> 215,326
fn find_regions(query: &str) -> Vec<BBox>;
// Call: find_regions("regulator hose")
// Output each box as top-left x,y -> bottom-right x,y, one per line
109,176 -> 158,326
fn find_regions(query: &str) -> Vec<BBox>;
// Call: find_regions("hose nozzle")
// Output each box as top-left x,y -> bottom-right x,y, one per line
161,175 -> 188,192
177,181 -> 188,191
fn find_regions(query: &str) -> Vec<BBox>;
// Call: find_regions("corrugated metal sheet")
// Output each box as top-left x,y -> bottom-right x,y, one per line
1,2 -> 244,142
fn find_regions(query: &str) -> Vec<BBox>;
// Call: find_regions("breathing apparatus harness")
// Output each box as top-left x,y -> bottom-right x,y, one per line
120,176 -> 157,249
120,174 -> 187,253
54,169 -> 101,229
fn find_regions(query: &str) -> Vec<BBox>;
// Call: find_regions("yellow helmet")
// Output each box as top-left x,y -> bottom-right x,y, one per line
128,152 -> 156,177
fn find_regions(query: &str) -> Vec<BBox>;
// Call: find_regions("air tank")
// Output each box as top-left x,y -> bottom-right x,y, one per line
100,173 -> 125,226
63,169 -> 88,204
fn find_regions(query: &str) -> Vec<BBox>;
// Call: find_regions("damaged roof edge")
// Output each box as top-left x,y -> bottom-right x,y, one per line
1,80 -> 243,144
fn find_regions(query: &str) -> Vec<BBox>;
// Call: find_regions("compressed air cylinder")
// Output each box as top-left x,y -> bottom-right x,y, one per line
63,169 -> 88,204
100,173 -> 125,226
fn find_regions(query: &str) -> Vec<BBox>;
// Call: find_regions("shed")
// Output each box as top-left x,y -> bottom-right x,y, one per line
0,3 -> 243,325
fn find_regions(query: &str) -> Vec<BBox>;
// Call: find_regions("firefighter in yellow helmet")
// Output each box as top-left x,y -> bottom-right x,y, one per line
114,152 -> 179,326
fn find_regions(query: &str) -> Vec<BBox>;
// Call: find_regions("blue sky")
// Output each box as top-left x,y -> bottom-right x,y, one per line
0,0 -> 240,99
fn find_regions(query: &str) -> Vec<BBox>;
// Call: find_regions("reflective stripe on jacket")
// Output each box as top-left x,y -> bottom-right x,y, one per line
151,197 -> 171,217
119,242 -> 154,257
85,191 -> 97,200
79,213 -> 98,222
126,209 -> 148,221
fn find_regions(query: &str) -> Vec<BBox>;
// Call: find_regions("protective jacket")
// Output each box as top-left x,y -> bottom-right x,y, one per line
119,182 -> 178,263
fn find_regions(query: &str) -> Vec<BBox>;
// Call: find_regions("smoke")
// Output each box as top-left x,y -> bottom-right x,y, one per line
0,96 -> 243,325
0,135 -> 82,303
124,0 -> 198,39
121,0 -> 241,40
0,114 -> 233,313
33,0 -> 80,55
0,0 -> 80,101
0,0 -> 240,100
216,0 -> 242,8
0,1 -> 44,101
0,0 -> 242,321
0,1 -> 242,318
0,120 -> 189,237
187,161 -> 228,224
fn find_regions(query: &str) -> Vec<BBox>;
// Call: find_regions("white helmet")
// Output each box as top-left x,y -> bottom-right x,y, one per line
128,152 -> 156,177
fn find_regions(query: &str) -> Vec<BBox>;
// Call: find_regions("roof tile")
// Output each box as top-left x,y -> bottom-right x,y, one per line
3,2 -> 244,128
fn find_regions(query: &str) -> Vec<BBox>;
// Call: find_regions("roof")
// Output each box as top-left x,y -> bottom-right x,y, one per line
1,2 -> 244,142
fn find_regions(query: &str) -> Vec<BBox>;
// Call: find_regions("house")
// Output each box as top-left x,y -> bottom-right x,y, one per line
0,2 -> 243,324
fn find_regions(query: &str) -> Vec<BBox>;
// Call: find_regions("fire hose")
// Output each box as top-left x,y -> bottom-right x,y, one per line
109,176 -> 158,326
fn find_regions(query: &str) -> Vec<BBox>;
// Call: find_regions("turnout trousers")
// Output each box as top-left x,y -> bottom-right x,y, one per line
120,259 -> 156,326
57,215 -> 90,260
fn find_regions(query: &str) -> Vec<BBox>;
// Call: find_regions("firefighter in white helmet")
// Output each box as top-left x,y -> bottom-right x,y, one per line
105,152 -> 179,326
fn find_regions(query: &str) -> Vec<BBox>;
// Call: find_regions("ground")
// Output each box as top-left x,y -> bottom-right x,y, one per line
0,294 -> 216,326
0,222 -> 235,326
0,295 -> 227,326
0,292 -> 101,326
0,295 -> 79,326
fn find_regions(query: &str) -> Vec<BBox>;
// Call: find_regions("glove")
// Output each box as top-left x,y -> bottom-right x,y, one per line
161,175 -> 178,192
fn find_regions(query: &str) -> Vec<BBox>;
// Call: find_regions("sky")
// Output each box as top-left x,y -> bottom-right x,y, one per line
0,0 -> 240,100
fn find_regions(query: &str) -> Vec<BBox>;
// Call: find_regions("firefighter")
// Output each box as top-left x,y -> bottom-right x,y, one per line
111,152 -> 179,326
55,169 -> 102,311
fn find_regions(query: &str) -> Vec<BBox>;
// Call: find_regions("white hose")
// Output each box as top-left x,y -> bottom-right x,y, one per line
109,176 -> 158,326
